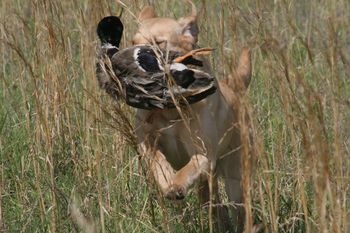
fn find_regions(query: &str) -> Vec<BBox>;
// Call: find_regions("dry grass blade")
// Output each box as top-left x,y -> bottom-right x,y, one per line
0,0 -> 349,232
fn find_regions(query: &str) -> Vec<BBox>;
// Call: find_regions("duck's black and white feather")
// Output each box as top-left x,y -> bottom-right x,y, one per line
96,16 -> 216,109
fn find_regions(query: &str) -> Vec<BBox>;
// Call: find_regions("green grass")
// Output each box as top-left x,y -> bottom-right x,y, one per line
1,0 -> 349,232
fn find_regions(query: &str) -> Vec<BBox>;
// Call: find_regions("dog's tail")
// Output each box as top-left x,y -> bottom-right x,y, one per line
223,47 -> 252,91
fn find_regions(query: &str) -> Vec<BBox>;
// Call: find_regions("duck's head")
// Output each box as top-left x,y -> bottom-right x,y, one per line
97,16 -> 124,47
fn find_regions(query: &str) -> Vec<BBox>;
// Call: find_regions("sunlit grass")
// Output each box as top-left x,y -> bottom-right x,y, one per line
1,0 -> 349,232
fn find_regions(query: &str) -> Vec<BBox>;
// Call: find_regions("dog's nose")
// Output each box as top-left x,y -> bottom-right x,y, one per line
175,190 -> 185,200
165,185 -> 186,200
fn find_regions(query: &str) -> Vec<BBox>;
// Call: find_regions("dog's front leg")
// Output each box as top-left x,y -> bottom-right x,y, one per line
141,142 -> 210,200
148,149 -> 176,194
164,154 -> 210,200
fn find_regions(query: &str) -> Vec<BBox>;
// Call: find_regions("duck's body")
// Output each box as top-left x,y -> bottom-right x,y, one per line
96,16 -> 216,109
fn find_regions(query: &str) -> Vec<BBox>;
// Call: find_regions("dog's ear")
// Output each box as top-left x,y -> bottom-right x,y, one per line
177,0 -> 198,43
138,6 -> 157,22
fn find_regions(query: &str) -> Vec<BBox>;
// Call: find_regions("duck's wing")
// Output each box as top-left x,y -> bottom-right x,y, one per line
108,47 -> 170,109
96,45 -> 167,109
97,45 -> 217,109
111,46 -> 163,73
124,73 -> 168,109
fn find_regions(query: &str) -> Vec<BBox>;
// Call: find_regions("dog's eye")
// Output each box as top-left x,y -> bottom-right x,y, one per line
156,40 -> 166,47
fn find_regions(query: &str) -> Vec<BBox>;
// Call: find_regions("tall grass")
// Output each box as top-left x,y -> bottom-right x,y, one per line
0,0 -> 349,232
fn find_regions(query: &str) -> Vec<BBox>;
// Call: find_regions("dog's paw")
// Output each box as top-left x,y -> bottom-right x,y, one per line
164,184 -> 186,200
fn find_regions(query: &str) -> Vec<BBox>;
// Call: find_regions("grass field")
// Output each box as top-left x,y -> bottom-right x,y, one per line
1,0 -> 349,232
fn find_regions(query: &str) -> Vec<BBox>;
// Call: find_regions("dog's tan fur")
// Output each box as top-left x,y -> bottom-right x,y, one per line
132,2 -> 251,232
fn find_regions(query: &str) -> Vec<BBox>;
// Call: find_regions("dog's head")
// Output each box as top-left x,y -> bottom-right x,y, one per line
132,1 -> 198,53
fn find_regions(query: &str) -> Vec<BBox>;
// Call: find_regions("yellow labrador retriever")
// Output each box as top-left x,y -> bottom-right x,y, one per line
132,1 -> 251,232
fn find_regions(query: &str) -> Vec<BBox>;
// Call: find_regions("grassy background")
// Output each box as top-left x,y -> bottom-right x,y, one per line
1,0 -> 349,232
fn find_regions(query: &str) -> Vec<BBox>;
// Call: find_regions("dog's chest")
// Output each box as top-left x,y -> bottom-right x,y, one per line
157,125 -> 193,169
135,93 -> 237,168
136,111 -> 200,168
